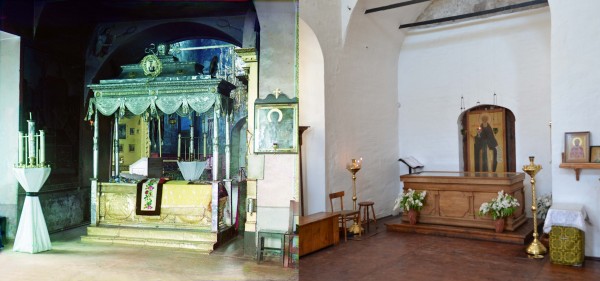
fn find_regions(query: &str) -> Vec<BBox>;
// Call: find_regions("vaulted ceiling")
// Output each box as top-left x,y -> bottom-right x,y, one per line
0,0 -> 253,62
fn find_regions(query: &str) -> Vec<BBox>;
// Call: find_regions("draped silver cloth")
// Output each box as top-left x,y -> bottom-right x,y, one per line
86,92 -> 221,119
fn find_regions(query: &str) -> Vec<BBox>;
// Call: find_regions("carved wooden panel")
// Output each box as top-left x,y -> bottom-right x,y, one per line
400,172 -> 527,231
439,191 -> 471,218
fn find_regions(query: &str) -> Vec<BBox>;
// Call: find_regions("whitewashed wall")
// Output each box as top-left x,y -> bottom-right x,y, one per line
300,0 -> 426,219
397,9 -> 552,217
0,31 -> 21,239
299,19 -> 326,214
549,0 -> 600,258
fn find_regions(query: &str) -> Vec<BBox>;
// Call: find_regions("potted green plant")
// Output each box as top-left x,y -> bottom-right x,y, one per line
397,188 -> 427,225
536,193 -> 552,247
478,190 -> 520,233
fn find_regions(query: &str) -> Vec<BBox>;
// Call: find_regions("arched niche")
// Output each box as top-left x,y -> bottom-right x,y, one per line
231,118 -> 247,181
460,105 -> 516,172
91,21 -> 241,85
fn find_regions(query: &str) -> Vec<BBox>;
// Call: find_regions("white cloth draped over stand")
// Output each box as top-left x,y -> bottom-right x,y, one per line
543,203 -> 588,233
177,161 -> 208,181
12,167 -> 52,253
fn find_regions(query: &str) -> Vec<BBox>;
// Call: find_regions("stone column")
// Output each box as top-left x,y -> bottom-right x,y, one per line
113,114 -> 119,177
224,111 -> 232,226
235,47 -> 259,256
211,100 -> 221,232
91,110 -> 99,226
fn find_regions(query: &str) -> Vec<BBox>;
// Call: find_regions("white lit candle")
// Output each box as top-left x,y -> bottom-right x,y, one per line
35,133 -> 39,166
39,130 -> 45,165
177,133 -> 181,160
190,125 -> 194,160
219,54 -> 223,77
203,117 -> 208,158
18,131 -> 24,165
27,118 -> 35,165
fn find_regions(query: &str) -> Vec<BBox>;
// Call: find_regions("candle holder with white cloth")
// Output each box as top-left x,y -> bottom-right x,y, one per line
12,114 -> 52,253
177,125 -> 208,182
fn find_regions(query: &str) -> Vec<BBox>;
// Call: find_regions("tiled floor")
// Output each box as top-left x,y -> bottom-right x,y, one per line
299,216 -> 600,281
0,227 -> 297,281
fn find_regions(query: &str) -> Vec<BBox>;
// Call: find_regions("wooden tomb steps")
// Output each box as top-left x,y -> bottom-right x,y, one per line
386,217 -> 540,245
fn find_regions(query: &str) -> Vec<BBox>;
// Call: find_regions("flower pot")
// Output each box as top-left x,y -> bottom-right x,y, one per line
408,209 -> 419,225
494,218 -> 505,233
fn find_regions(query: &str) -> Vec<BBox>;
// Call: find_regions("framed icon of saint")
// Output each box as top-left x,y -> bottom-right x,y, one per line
564,131 -> 590,163
466,108 -> 507,173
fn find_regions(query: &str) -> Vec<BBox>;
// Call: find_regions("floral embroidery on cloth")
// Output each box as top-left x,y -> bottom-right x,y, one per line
136,178 -> 166,216
142,178 -> 159,211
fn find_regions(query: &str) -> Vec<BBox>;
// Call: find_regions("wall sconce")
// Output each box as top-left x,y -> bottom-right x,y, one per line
247,198 -> 257,214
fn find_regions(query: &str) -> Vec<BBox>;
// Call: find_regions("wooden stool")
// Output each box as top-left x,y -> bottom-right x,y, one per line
358,201 -> 377,233
257,229 -> 286,264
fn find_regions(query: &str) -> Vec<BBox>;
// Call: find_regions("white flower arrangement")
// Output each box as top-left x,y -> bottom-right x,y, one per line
536,193 -> 552,220
396,188 -> 427,212
478,190 -> 520,220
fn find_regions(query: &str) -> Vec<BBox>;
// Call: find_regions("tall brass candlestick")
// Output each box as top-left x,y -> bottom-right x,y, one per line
522,156 -> 546,258
346,158 -> 362,235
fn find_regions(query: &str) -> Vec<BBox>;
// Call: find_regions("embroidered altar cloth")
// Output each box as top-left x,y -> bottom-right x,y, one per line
136,178 -> 166,216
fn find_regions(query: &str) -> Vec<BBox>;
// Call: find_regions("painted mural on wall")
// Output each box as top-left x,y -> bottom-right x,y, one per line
93,25 -> 137,58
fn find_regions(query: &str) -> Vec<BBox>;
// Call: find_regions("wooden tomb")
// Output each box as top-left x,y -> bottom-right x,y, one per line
399,171 -> 527,231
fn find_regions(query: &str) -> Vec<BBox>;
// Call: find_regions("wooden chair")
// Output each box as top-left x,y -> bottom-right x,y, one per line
329,191 -> 360,242
283,200 -> 300,268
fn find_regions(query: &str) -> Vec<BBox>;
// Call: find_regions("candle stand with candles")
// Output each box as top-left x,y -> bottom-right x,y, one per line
523,156 -> 546,259
346,158 -> 363,235
12,114 -> 52,253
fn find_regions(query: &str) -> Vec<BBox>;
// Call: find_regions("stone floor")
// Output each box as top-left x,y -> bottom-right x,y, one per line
0,227 -> 297,281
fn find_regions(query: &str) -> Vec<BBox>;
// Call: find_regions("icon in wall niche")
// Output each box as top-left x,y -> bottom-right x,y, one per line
466,108 -> 507,173
129,144 -> 135,152
130,128 -> 135,135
